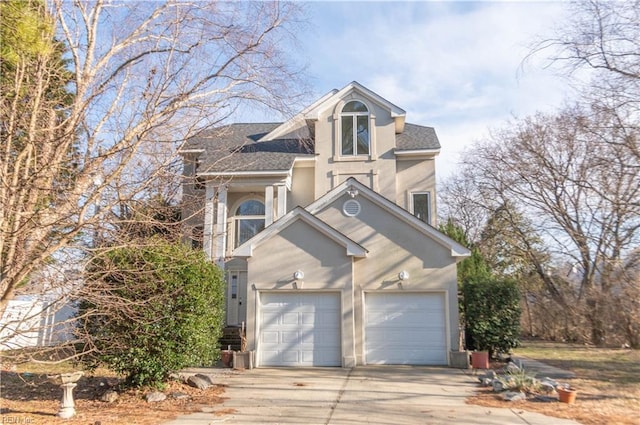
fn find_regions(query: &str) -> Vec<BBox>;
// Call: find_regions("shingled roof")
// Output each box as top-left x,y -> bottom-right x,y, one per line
182,121 -> 440,174
396,124 -> 440,151
183,123 -> 314,174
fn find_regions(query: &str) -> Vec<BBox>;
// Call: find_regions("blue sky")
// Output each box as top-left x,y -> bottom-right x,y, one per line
288,1 -> 576,179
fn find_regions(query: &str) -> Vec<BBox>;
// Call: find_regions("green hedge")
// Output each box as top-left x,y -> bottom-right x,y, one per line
463,277 -> 521,359
81,239 -> 225,388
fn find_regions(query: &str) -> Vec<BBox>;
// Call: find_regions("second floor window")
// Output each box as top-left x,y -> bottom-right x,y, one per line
234,200 -> 265,247
341,101 -> 370,156
411,192 -> 431,225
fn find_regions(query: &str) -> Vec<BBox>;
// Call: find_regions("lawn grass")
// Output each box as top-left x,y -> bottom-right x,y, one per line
515,340 -> 640,387
507,340 -> 640,424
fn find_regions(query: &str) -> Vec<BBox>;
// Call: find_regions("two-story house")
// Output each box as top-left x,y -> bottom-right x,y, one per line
180,81 -> 470,368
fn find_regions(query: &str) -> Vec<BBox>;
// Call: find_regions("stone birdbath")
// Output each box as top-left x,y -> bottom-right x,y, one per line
48,371 -> 84,419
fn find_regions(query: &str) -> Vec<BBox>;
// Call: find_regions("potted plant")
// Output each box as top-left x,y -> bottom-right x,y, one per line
557,385 -> 578,404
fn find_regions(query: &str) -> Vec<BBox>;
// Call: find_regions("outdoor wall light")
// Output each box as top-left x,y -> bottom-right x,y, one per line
346,188 -> 359,198
398,271 -> 410,281
293,270 -> 304,280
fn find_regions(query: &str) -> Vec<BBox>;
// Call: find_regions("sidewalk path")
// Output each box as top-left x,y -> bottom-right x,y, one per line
511,356 -> 576,379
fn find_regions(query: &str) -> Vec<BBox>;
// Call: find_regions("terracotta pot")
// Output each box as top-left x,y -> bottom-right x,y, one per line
471,351 -> 490,369
220,350 -> 233,368
557,387 -> 577,404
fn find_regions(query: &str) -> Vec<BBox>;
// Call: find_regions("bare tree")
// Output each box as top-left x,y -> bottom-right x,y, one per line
541,0 -> 640,80
448,104 -> 640,345
0,0 -> 307,327
532,0 -> 640,160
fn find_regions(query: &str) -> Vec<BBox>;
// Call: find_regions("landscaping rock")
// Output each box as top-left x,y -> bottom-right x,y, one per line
539,381 -> 556,394
170,392 -> 191,400
187,374 -> 211,390
492,380 -> 505,392
145,391 -> 167,403
194,373 -> 215,385
533,395 -> 557,403
480,377 -> 493,387
505,361 -> 521,373
478,370 -> 496,387
99,390 -> 119,403
502,391 -> 526,402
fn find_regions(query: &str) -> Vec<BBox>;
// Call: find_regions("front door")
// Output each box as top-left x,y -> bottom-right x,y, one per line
226,271 -> 247,325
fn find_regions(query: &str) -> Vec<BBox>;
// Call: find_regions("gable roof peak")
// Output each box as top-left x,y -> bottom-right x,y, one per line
260,82 -> 408,142
307,178 -> 471,259
305,81 -> 406,133
233,206 -> 368,258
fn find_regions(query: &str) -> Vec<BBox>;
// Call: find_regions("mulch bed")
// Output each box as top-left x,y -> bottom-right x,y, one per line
0,370 -> 226,425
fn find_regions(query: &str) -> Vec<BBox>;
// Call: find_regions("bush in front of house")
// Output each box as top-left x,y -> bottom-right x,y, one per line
79,238 -> 225,388
463,277 -> 521,359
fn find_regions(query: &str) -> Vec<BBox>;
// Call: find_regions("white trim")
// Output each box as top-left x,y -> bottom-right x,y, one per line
233,207 -> 368,258
394,149 -> 441,157
264,186 -> 274,226
198,170 -> 290,177
305,81 -> 406,121
229,196 -> 266,252
258,89 -> 339,142
338,100 -> 372,158
409,191 -> 432,226
214,186 -> 228,266
276,185 -> 287,219
203,183 -> 216,261
293,156 -> 316,168
178,148 -> 205,154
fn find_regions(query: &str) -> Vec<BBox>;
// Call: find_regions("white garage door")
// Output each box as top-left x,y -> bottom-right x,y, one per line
365,292 -> 447,365
259,292 -> 341,366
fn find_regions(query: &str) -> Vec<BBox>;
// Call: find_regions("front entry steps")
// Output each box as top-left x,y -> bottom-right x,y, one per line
219,326 -> 246,352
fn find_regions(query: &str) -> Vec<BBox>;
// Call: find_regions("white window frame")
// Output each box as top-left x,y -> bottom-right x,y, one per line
340,101 -> 370,157
230,198 -> 265,248
410,191 -> 431,225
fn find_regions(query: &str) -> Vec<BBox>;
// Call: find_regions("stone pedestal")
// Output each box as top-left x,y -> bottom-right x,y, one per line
48,371 -> 84,419
58,382 -> 78,418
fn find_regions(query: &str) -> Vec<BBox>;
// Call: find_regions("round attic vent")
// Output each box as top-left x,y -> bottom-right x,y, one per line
343,199 -> 361,217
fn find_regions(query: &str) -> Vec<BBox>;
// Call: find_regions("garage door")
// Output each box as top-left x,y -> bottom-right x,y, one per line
259,292 -> 341,366
365,292 -> 447,365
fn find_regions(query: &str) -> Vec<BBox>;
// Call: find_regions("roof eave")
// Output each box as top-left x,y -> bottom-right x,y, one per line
197,170 -> 291,177
394,148 -> 441,158
233,208 -> 368,258
178,148 -> 205,155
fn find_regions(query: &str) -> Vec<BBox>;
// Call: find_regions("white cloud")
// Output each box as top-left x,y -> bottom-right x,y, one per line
302,1 -> 575,178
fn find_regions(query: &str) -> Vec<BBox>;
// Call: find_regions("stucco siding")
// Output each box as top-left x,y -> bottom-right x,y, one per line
249,220 -> 353,287
313,194 -> 461,359
289,166 -> 315,210
395,158 -> 436,219
313,97 -> 398,200
244,219 -> 356,364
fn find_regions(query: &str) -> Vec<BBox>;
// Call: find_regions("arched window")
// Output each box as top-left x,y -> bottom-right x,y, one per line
234,200 -> 265,247
341,101 -> 370,156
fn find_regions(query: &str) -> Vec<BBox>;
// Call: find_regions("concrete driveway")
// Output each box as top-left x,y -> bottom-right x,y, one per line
165,366 -> 582,425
